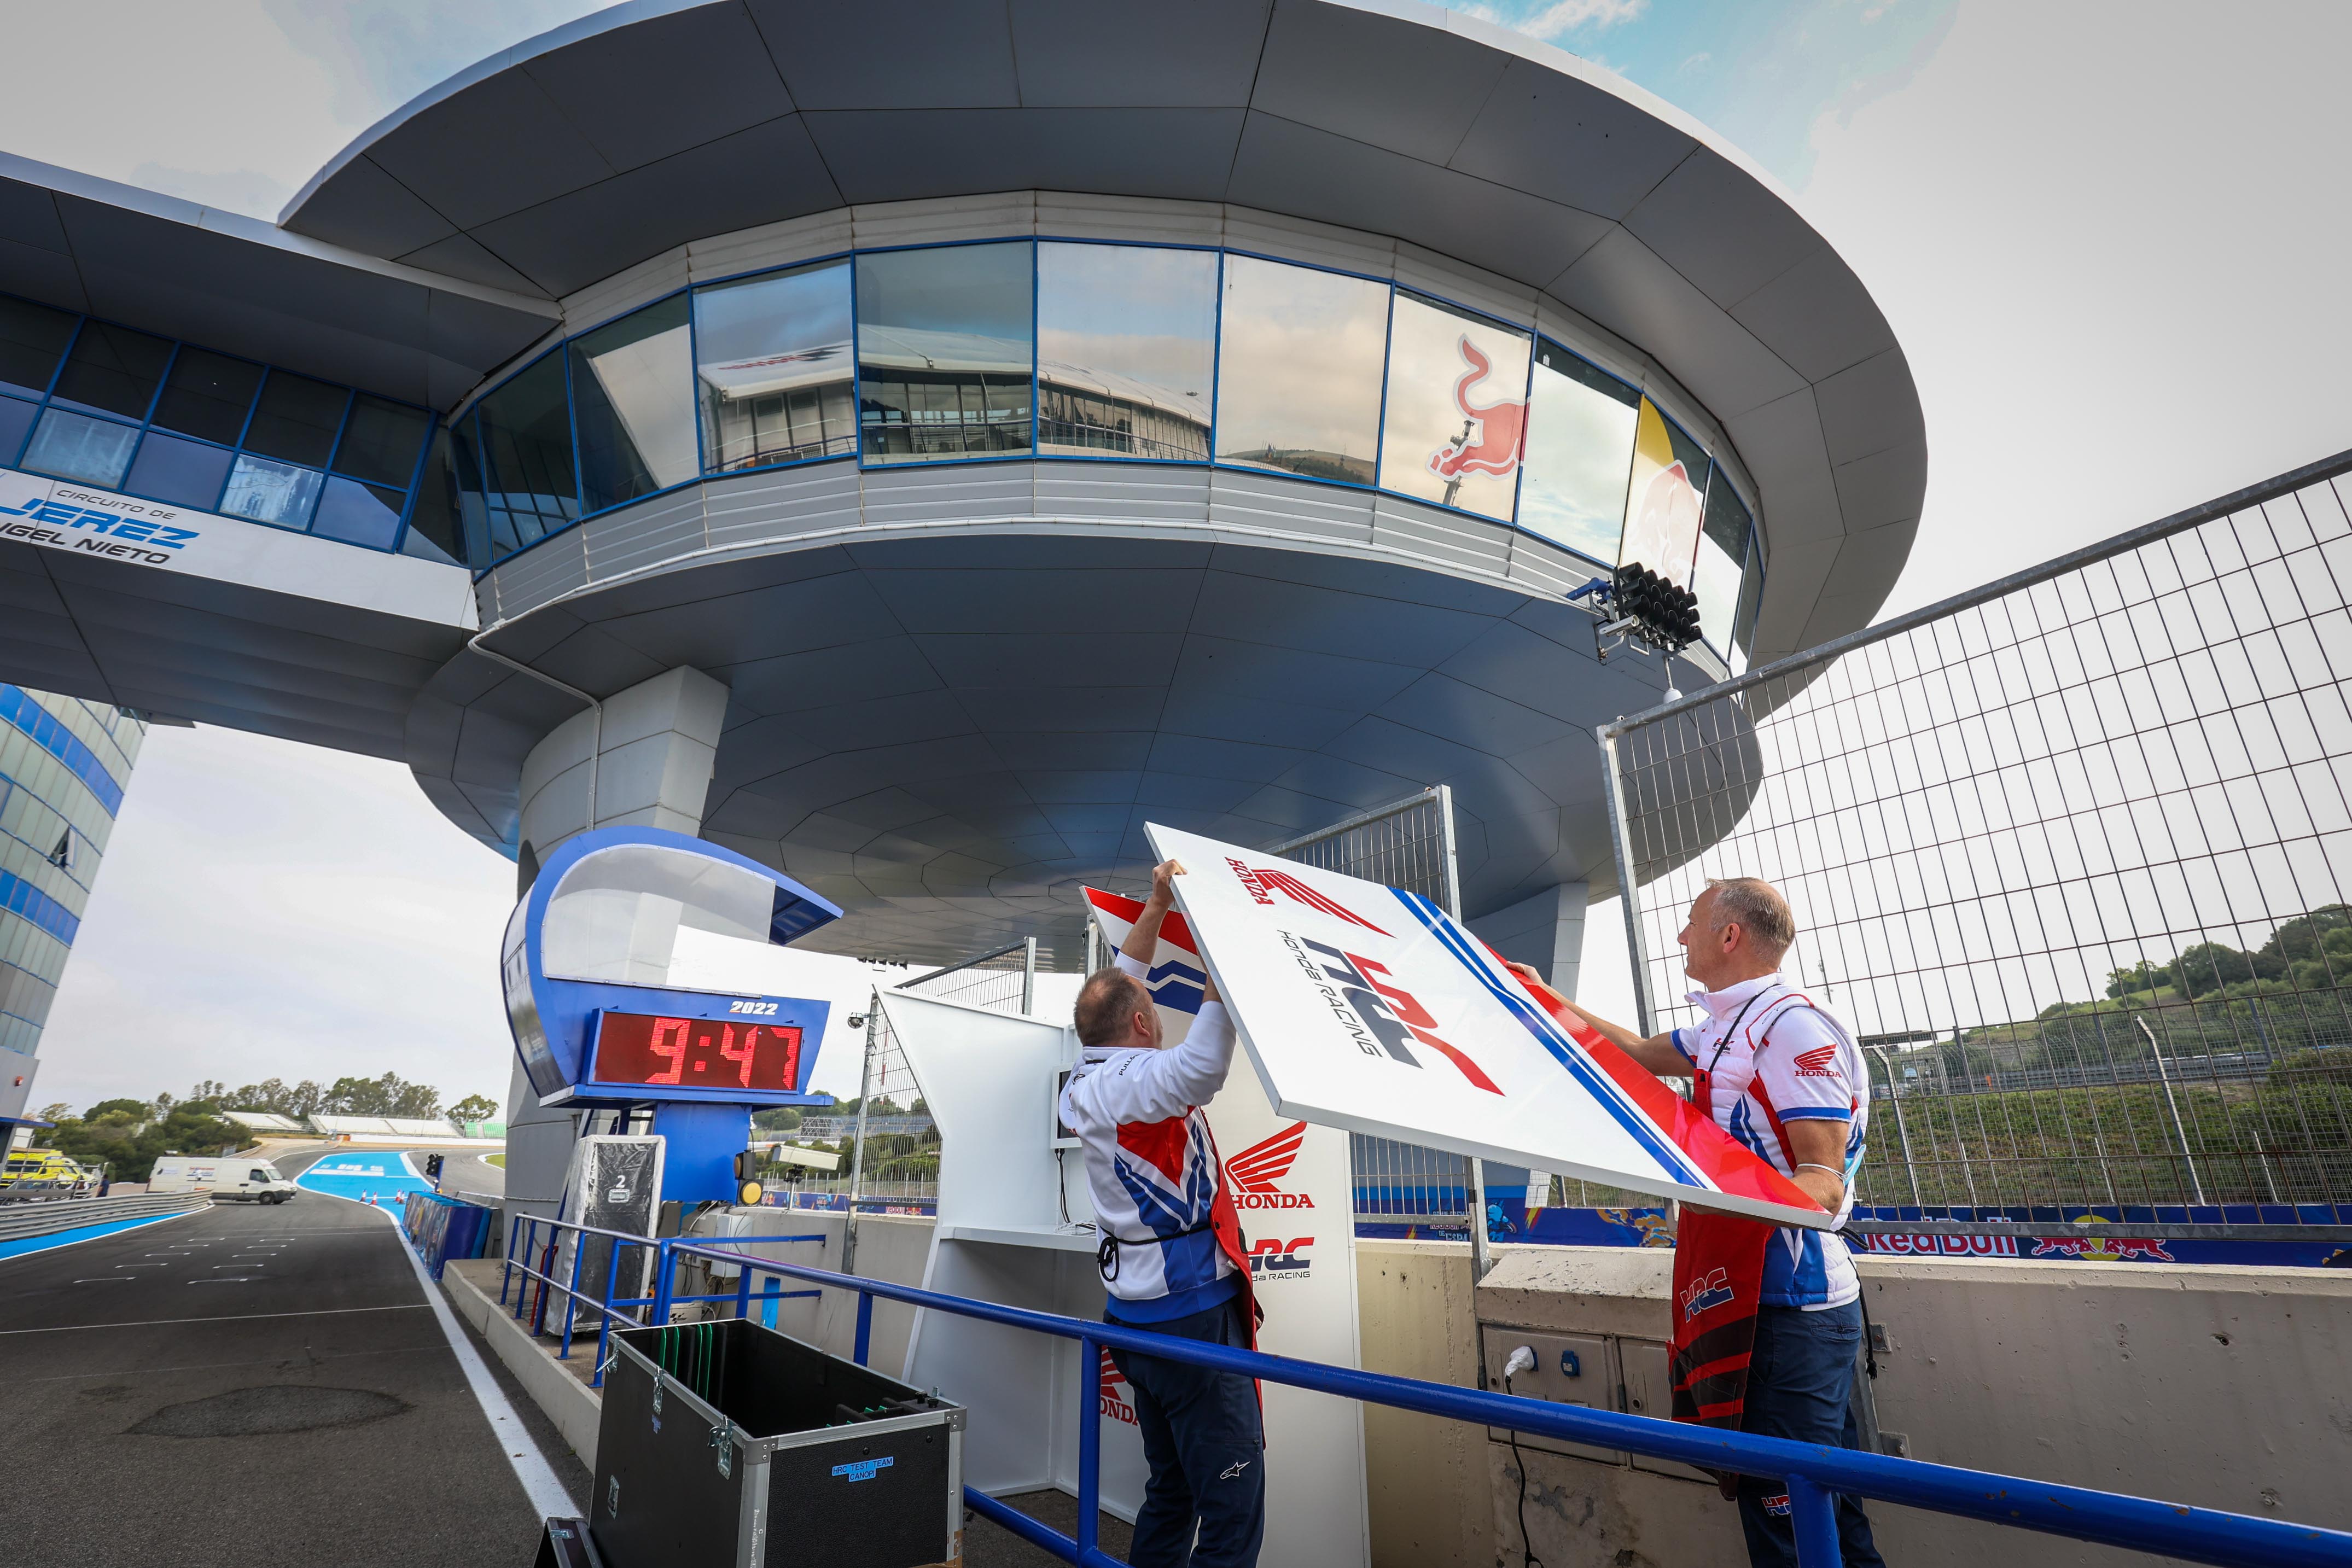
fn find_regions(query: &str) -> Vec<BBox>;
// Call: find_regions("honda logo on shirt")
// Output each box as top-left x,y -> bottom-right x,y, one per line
1792,1044 -> 1839,1077
1224,1121 -> 1315,1210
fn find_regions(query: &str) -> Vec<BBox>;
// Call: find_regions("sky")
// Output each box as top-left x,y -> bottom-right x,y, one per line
19,0 -> 2352,1109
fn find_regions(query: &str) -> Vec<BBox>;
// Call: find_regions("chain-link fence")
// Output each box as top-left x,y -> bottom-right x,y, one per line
1248,788 -> 1488,1234
1602,449 -> 2352,1218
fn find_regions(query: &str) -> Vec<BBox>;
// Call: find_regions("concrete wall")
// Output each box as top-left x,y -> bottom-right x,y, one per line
696,1208 -> 936,1378
1355,1240 -> 1496,1568
1471,1246 -> 2352,1568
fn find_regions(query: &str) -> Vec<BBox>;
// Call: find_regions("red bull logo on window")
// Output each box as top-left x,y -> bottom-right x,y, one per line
1426,336 -> 1526,483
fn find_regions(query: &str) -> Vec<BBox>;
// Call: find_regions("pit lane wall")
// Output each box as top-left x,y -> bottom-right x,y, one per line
1464,1246 -> 2352,1568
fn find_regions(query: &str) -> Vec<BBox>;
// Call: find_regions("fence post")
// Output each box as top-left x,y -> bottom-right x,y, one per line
854,1289 -> 873,1367
2136,1015 -> 2207,1205
654,1238 -> 677,1324
1786,1475 -> 1843,1567
560,1228 -> 584,1358
843,993 -> 880,1278
1077,1334 -> 1102,1559
1022,936 -> 1037,1016
1862,1045 -> 1922,1209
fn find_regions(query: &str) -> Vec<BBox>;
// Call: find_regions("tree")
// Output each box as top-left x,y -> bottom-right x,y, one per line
752,1106 -> 802,1132
43,1099 -> 250,1184
35,1101 -> 71,1123
2172,942 -> 2265,998
82,1098 -> 149,1122
447,1094 -> 499,1124
186,1079 -> 227,1105
2105,961 -> 2167,999
2259,904 -> 2352,966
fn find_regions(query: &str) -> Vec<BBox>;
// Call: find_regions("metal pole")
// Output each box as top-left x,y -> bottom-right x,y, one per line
1078,1335 -> 1103,1559
1022,936 -> 1037,1016
1434,784 -> 1496,1286
843,994 -> 880,1278
2138,1015 -> 2207,1205
1084,920 -> 1102,975
1864,1045 -> 1922,1210
1597,727 -> 1660,1037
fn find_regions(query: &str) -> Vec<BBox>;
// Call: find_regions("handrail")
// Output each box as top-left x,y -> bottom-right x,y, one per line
657,1238 -> 2352,1568
495,1214 -> 826,1387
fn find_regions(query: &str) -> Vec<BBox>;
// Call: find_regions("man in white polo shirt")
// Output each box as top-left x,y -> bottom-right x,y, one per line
1511,876 -> 1885,1568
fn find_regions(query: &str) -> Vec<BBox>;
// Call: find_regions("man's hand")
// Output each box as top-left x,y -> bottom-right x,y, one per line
1124,860 -> 1188,967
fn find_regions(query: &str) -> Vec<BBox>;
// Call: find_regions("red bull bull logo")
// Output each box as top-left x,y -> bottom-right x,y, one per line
1426,336 -> 1526,483
2030,1234 -> 2175,1262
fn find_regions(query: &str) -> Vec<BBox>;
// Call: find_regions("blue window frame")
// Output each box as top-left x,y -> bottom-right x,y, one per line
0,288 -> 434,556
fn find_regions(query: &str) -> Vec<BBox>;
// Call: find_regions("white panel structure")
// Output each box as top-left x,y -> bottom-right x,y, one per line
1142,823 -> 1830,1231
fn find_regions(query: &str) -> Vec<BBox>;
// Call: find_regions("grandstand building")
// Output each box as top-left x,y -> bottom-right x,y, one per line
0,688 -> 143,1134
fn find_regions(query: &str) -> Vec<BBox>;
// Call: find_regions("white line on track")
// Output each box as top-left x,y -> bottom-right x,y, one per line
362,1192 -> 574,1515
190,1279 -> 255,1284
73,1278 -> 127,1283
0,1304 -> 428,1335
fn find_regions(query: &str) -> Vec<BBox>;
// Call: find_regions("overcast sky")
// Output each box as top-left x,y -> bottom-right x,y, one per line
20,1 -> 2352,1111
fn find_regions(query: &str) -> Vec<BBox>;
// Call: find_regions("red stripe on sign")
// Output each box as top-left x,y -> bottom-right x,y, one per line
1084,886 -> 1198,954
1513,970 -> 1820,1215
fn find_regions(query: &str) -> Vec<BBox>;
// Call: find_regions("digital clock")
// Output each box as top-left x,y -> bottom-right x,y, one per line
589,1010 -> 806,1096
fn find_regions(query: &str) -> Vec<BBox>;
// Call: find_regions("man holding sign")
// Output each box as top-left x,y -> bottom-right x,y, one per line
1511,877 -> 1886,1568
1061,859 -> 1265,1568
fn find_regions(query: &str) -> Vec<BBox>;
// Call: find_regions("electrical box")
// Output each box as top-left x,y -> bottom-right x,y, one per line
1479,1326 -> 1622,1465
1616,1338 -> 1713,1482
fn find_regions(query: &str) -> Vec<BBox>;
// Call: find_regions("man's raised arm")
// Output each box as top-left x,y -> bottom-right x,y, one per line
1121,858 -> 1219,1004
1501,960 -> 1689,1079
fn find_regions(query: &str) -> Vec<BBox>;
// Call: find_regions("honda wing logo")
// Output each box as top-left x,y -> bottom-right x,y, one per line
1427,336 -> 1527,483
1225,1121 -> 1314,1210
1226,859 -> 1389,935
1097,1348 -> 1138,1426
1791,1044 -> 1839,1077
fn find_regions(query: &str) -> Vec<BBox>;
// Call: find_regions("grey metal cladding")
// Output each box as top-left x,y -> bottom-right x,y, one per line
857,464 -> 1039,529
1008,0 -> 1272,108
1207,469 -> 1375,547
1370,493 -> 1513,578
586,491 -> 708,582
487,530 -> 591,619
704,463 -> 864,549
1035,465 -> 1213,527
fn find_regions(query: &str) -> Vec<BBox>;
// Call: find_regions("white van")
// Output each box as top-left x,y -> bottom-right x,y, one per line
151,1156 -> 295,1203
212,1162 -> 295,1204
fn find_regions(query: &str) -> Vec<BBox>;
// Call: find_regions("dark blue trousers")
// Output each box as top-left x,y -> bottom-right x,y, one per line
1737,1300 -> 1888,1568
1107,1295 -> 1265,1568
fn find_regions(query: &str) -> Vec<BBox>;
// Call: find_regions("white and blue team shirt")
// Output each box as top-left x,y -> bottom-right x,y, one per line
1058,951 -> 1242,1324
1671,973 -> 1868,1309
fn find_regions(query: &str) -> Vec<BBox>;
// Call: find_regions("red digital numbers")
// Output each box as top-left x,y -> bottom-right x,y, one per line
592,1011 -> 805,1095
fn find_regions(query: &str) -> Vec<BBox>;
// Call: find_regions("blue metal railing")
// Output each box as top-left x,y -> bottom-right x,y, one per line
644,1238 -> 2352,1568
496,1214 -> 827,1388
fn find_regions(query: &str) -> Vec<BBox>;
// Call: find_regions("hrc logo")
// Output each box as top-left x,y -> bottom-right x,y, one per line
1680,1267 -> 1735,1320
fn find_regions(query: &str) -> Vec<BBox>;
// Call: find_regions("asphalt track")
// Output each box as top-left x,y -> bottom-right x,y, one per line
0,1149 -> 587,1567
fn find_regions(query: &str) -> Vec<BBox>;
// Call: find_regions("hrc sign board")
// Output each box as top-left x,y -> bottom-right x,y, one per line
1140,823 -> 1827,1231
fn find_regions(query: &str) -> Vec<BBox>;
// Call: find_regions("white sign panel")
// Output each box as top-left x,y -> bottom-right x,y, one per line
1084,889 -> 1371,1568
0,465 -> 475,627
1142,823 -> 1829,1230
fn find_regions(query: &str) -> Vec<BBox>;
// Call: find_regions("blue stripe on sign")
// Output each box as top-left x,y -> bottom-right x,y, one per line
1389,889 -> 1713,1190
0,866 -> 78,945
0,687 -> 125,816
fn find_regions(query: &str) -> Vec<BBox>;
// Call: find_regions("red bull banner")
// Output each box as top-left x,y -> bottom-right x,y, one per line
1617,398 -> 1705,587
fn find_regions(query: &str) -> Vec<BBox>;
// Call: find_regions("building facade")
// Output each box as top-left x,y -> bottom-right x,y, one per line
0,0 -> 1926,986
0,686 -> 142,1121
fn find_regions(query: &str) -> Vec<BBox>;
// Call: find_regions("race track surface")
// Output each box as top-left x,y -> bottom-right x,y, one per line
0,1151 -> 585,1566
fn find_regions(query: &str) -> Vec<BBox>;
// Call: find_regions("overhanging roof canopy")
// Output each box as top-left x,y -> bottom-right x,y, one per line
0,153 -> 558,411
282,0 -> 1925,660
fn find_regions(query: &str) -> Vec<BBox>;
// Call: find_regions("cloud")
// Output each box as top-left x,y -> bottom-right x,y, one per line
1470,0 -> 1649,39
1796,0 -> 2352,617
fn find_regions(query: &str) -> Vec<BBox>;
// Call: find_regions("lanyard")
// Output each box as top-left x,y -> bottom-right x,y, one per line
1692,983 -> 1783,1122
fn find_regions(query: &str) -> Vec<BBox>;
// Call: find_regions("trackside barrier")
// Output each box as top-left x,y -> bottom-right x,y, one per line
650,1239 -> 2352,1568
494,1214 -> 826,1389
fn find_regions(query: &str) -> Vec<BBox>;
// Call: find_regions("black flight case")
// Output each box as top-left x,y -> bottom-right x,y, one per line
589,1318 -> 966,1567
